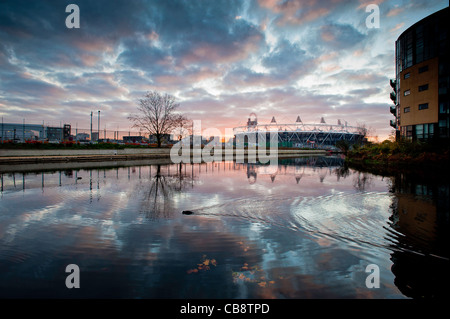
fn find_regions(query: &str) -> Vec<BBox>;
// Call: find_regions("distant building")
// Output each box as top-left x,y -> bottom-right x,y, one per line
46,127 -> 63,142
75,133 -> 90,141
390,7 -> 449,142
234,115 -> 365,149
0,123 -> 71,143
123,136 -> 145,144
1,123 -> 46,142
63,124 -> 71,140
91,132 -> 99,142
1,128 -> 37,142
148,134 -> 174,144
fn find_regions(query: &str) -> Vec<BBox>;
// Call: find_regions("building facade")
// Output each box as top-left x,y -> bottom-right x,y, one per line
390,7 -> 449,142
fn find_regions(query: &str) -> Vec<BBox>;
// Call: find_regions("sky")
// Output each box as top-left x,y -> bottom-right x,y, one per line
0,0 -> 448,141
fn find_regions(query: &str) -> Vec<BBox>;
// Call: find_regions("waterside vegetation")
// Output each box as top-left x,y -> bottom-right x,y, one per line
344,139 -> 449,171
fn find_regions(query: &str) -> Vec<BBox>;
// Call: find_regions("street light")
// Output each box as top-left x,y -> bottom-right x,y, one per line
90,111 -> 93,143
98,110 -> 100,142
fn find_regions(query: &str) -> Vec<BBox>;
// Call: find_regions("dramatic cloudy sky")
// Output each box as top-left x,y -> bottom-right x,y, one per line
0,0 -> 448,140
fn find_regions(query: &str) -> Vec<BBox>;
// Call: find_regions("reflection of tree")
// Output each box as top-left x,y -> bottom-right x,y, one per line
246,164 -> 257,184
352,171 -> 373,191
141,164 -> 196,219
294,165 -> 304,184
334,164 -> 350,181
317,167 -> 327,183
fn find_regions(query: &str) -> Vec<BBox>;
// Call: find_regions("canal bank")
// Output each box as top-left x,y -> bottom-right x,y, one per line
0,148 -> 327,166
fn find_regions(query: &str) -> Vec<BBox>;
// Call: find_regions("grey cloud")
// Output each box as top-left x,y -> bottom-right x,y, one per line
261,39 -> 315,83
348,87 -> 382,97
1,0 -> 445,139
319,23 -> 365,50
0,72 -> 66,100
327,69 -> 389,86
117,40 -> 168,72
222,67 -> 284,90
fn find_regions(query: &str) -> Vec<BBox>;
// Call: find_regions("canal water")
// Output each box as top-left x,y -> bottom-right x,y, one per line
0,157 -> 448,299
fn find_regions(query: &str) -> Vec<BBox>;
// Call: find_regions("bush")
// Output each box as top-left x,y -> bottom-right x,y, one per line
335,140 -> 350,154
346,138 -> 449,167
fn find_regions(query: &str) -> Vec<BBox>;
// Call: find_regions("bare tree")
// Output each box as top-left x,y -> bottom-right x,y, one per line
356,122 -> 376,140
128,91 -> 187,147
356,122 -> 368,138
171,114 -> 192,141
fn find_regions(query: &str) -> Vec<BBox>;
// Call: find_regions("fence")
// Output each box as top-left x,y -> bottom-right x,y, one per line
0,121 -> 154,144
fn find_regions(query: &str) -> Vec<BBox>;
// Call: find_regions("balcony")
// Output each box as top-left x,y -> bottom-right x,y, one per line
390,79 -> 396,90
390,91 -> 396,103
390,120 -> 397,128
390,106 -> 397,115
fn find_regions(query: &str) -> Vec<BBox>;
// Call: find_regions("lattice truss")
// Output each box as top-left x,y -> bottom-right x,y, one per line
234,122 -> 364,149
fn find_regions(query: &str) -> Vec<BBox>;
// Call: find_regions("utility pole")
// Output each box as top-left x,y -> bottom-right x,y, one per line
98,110 -> 100,142
90,111 -> 93,143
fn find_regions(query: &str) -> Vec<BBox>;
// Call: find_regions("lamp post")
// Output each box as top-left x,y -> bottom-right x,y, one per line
90,111 -> 93,143
98,110 -> 100,142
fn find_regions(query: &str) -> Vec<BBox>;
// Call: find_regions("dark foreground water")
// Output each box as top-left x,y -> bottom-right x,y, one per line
0,157 -> 448,299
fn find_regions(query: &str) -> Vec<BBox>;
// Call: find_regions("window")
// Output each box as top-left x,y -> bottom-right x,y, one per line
418,84 -> 429,92
404,107 -> 410,113
439,119 -> 449,137
404,89 -> 411,96
429,123 -> 434,135
439,81 -> 448,94
418,65 -> 428,73
416,124 -> 424,139
419,103 -> 428,110
415,123 -> 435,140
404,72 -> 410,79
406,125 -> 413,138
404,32 -> 413,69
415,25 -> 424,64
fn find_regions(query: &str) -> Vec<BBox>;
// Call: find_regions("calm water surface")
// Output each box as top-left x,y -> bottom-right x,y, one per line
0,157 -> 448,298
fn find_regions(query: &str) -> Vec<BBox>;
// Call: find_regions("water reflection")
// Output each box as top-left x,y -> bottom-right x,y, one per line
388,172 -> 450,298
0,156 -> 350,193
140,164 -> 198,219
0,157 -> 448,298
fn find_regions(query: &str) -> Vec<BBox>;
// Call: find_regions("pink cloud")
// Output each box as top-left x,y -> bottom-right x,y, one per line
386,6 -> 404,17
389,22 -> 404,33
357,0 -> 385,10
179,33 -> 263,66
321,29 -> 335,42
257,0 -> 335,25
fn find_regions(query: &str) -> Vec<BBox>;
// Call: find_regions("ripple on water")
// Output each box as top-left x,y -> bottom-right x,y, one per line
188,190 -> 444,260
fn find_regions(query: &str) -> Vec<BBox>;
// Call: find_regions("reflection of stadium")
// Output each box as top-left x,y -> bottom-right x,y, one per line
233,114 -> 366,150
245,156 -> 345,185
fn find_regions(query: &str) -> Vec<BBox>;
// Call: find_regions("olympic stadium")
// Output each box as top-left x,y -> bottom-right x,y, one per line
233,113 -> 366,150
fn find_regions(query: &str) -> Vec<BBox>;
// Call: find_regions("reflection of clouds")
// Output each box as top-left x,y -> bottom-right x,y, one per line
290,191 -> 393,252
2,202 -> 64,244
0,160 -> 404,298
